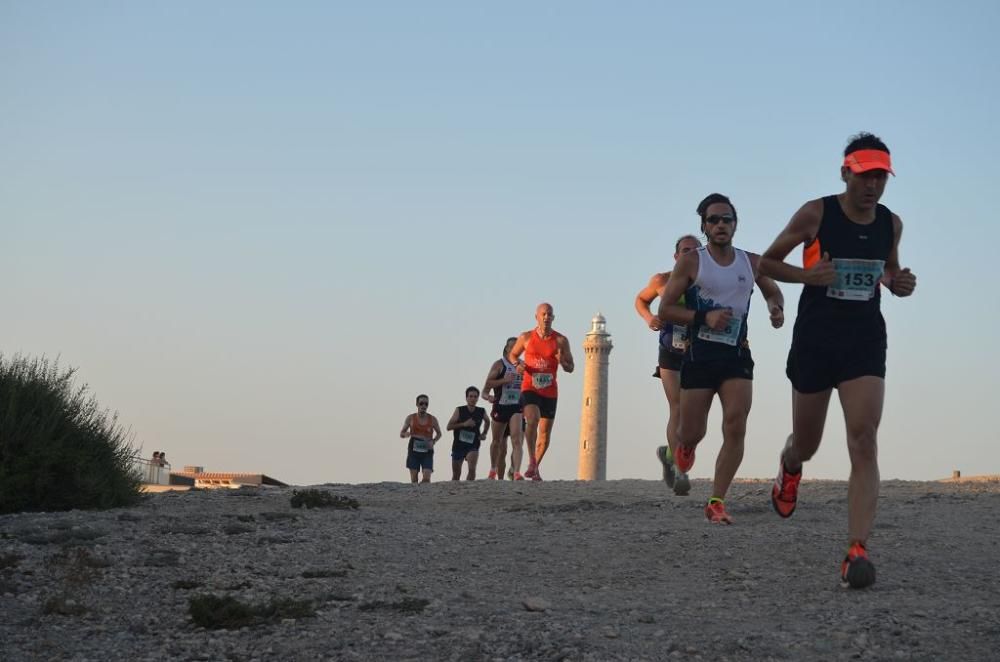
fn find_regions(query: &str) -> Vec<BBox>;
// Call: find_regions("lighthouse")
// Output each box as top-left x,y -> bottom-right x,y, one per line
578,313 -> 612,480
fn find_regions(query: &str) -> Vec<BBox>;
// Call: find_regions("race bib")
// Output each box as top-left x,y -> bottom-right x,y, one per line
411,437 -> 430,453
459,429 -> 476,444
671,325 -> 688,351
532,372 -> 553,389
499,387 -> 521,405
697,315 -> 743,346
827,259 -> 885,301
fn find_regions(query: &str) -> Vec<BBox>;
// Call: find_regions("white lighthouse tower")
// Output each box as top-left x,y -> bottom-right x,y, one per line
578,313 -> 612,480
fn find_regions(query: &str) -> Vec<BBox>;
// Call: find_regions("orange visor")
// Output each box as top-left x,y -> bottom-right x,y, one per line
843,149 -> 894,175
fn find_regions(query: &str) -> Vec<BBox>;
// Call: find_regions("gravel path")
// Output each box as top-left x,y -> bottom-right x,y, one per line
2,478 -> 999,661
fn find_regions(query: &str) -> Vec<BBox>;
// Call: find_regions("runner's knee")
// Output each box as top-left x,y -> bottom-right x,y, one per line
721,416 -> 746,440
846,428 -> 878,464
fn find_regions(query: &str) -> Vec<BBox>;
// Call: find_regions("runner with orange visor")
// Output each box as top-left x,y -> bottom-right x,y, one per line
759,132 -> 917,588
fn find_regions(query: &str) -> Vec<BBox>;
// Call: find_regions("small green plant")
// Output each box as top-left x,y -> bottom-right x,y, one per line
37,545 -> 110,618
172,579 -> 202,590
301,568 -> 347,579
0,552 -> 21,570
42,595 -> 87,616
189,594 -> 316,629
358,597 -> 429,613
257,597 -> 316,620
53,546 -> 112,569
189,595 -> 258,629
0,354 -> 141,514
289,489 -> 359,510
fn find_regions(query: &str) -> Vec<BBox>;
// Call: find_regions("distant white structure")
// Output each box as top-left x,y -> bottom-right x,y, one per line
133,455 -> 171,485
578,313 -> 612,480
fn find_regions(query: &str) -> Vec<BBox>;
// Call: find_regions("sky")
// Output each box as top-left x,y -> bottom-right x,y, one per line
2,1 -> 998,485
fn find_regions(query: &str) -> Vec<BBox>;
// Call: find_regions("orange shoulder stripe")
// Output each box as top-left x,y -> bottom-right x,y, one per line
803,239 -> 822,269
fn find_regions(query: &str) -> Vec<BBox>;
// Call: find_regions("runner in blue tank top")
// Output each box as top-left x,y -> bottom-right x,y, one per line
759,132 -> 917,589
634,234 -> 701,496
658,193 -> 785,524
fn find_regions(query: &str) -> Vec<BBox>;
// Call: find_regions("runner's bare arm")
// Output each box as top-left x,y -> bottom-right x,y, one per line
508,333 -> 528,373
399,414 -> 412,438
445,408 -> 463,431
557,335 -> 574,373
635,272 -> 668,330
754,268 -> 785,329
430,417 -> 442,443
482,360 -> 506,400
882,215 -> 916,296
760,200 -> 835,286
657,252 -> 697,326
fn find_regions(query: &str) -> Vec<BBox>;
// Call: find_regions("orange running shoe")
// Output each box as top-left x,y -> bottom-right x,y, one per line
771,459 -> 802,518
674,444 -> 696,473
841,542 -> 876,589
487,469 -> 498,480
704,498 -> 733,524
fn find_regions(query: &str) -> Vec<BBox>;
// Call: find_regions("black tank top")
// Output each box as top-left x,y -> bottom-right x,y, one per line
452,406 -> 485,445
793,195 -> 894,344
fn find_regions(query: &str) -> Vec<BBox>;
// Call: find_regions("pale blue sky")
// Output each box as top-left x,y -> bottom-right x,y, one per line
3,1 -> 998,484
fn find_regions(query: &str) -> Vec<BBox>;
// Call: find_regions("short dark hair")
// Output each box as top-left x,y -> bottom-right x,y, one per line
503,337 -> 517,354
696,193 -> 737,223
465,386 -> 480,397
844,132 -> 890,156
416,394 -> 429,405
674,234 -> 701,253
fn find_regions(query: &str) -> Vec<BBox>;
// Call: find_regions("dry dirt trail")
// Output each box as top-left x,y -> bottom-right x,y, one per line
2,478 -> 998,661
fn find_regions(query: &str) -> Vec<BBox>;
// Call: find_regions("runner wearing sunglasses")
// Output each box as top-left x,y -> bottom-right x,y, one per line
657,194 -> 785,524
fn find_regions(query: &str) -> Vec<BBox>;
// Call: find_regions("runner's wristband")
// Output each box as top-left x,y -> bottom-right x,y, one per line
693,310 -> 708,327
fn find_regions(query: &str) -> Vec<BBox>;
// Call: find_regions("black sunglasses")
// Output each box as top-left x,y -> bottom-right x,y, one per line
417,401 -> 429,406
704,215 -> 735,225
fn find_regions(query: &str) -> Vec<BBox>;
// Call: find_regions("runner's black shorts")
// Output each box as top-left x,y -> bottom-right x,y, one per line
520,391 -> 557,419
786,337 -> 886,393
680,355 -> 754,390
654,344 -> 683,376
491,403 -> 523,423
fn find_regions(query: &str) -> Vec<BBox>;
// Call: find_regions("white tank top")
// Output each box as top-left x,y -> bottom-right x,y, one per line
497,358 -> 523,406
687,246 -> 754,357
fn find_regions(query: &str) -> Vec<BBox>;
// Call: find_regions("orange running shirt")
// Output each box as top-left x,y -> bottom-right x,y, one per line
410,414 -> 434,440
522,330 -> 563,398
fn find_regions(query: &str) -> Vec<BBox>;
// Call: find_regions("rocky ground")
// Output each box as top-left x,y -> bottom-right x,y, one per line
1,478 -> 999,661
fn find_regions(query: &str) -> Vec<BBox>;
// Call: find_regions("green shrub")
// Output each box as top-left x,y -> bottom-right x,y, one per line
358,597 -> 429,613
0,354 -> 142,514
188,595 -> 258,629
172,579 -> 202,590
289,489 -> 359,510
0,552 -> 21,570
189,594 -> 316,629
